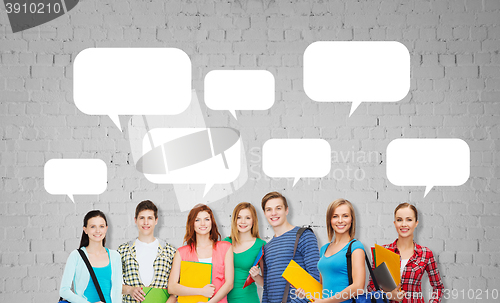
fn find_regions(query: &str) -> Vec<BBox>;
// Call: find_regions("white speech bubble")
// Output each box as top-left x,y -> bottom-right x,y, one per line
139,128 -> 241,196
74,48 -> 192,130
204,70 -> 275,119
263,139 -> 331,186
304,41 -> 410,116
386,139 -> 470,197
127,90 -> 249,212
44,159 -> 107,203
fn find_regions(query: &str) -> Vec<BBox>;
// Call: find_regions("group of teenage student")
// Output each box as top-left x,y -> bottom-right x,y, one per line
60,191 -> 444,303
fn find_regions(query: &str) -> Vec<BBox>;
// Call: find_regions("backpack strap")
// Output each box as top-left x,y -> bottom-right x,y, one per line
346,240 -> 388,303
282,226 -> 312,303
346,240 -> 355,285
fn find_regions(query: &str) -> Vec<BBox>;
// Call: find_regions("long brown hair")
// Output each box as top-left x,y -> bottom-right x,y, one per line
184,204 -> 221,251
230,202 -> 260,245
326,199 -> 356,242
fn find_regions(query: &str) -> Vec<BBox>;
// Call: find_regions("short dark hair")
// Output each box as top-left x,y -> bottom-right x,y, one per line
261,191 -> 288,211
135,200 -> 158,219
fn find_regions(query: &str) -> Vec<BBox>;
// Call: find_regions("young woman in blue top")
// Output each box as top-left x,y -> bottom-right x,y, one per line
299,199 -> 366,303
59,210 -> 122,303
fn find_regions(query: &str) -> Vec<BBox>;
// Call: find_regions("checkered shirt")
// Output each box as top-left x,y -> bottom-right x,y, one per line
368,240 -> 444,303
118,239 -> 176,303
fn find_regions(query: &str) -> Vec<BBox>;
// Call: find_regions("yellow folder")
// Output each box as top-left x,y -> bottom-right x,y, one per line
178,261 -> 212,303
374,244 -> 401,285
282,260 -> 322,301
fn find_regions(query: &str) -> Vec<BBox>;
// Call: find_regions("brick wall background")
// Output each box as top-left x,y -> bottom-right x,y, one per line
1,0 -> 499,302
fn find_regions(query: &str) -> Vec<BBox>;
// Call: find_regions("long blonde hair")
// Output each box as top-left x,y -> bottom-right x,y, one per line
230,202 -> 260,244
326,198 -> 356,242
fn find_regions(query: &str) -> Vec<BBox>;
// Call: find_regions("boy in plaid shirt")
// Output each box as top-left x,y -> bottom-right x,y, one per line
118,200 -> 177,302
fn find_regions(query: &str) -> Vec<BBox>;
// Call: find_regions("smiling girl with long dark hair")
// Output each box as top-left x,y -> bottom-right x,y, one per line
59,210 -> 122,303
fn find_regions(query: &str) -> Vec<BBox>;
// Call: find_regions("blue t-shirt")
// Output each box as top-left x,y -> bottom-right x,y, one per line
84,248 -> 112,303
317,239 -> 365,302
262,226 -> 320,303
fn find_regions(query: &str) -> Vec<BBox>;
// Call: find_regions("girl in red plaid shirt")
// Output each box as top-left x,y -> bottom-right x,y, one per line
368,203 -> 444,303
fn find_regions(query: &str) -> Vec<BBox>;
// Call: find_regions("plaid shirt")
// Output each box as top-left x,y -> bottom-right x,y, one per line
118,239 -> 176,303
368,240 -> 444,303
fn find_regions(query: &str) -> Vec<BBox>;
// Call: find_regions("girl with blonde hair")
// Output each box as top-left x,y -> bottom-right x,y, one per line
223,202 -> 266,303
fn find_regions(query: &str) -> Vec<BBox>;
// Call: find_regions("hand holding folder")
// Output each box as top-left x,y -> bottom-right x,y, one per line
142,287 -> 170,303
282,260 -> 322,302
374,244 -> 401,286
243,246 -> 264,289
178,261 -> 212,303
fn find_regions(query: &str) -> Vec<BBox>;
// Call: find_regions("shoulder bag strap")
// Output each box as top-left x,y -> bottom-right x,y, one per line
282,227 -> 311,303
346,241 -> 388,303
345,240 -> 357,303
78,249 -> 106,303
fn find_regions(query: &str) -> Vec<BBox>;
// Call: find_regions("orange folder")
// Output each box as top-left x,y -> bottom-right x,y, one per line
282,260 -> 322,301
374,244 -> 400,286
178,261 -> 212,303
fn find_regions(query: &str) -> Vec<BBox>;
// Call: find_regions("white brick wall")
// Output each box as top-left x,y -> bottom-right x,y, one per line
1,0 -> 500,302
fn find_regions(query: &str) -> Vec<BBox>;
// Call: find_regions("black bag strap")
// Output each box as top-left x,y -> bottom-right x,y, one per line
282,226 -> 312,303
78,248 -> 106,303
346,240 -> 388,303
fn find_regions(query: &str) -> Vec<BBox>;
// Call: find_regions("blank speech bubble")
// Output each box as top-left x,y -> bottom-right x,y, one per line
263,139 -> 331,186
139,128 -> 241,197
386,139 -> 470,197
204,70 -> 275,119
74,48 -> 192,130
44,159 -> 107,203
304,41 -> 410,116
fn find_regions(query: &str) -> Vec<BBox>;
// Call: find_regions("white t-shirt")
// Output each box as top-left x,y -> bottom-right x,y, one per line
400,258 -> 409,276
198,257 -> 212,263
135,238 -> 159,287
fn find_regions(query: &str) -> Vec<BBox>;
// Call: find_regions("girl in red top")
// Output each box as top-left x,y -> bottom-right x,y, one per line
368,203 -> 444,303
168,204 -> 234,303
